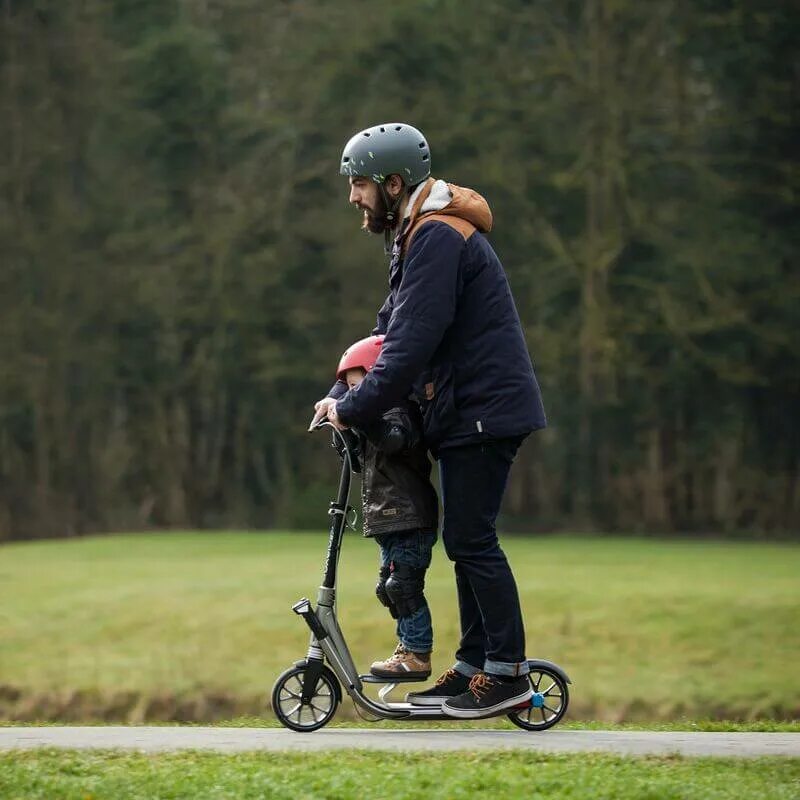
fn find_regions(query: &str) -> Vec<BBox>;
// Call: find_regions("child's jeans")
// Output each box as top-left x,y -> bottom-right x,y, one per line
373,529 -> 437,653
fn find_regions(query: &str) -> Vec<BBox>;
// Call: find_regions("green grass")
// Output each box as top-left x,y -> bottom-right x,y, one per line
1,531 -> 799,722
1,750 -> 799,800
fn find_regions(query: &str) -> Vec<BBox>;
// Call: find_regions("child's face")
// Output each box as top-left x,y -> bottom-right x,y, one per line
346,368 -> 366,389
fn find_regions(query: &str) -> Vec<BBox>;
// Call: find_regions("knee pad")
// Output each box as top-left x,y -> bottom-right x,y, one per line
375,565 -> 398,619
385,562 -> 427,618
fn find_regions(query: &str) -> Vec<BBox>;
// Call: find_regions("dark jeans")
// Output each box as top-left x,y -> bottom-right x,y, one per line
374,529 -> 437,653
439,436 -> 529,677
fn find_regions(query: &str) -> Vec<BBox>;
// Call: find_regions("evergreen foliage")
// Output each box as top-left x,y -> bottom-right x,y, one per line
0,0 -> 797,538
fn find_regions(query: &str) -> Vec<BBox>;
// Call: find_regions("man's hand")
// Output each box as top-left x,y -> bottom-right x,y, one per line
326,402 -> 348,431
309,397 -> 350,431
308,397 -> 338,431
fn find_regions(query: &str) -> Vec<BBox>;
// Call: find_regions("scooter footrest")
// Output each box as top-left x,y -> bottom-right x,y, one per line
360,674 -> 428,684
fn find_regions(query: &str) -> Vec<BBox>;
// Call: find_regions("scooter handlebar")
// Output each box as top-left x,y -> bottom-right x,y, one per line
309,418 -> 362,473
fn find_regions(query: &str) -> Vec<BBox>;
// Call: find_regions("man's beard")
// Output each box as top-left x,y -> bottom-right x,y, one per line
361,190 -> 392,235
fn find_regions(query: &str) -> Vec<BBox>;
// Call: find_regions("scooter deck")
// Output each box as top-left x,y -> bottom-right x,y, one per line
360,674 -> 427,684
358,677 -> 532,720
364,700 -> 533,721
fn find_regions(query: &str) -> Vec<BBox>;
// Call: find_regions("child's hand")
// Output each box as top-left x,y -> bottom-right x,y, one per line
308,397 -> 337,431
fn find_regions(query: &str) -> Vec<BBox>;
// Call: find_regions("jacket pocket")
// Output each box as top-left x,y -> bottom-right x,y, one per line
413,362 -> 459,445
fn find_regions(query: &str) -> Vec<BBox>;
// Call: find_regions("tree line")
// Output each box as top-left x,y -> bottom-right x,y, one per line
1,0 -> 797,539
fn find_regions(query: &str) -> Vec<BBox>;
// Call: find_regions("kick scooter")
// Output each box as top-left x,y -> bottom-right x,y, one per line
272,421 -> 571,732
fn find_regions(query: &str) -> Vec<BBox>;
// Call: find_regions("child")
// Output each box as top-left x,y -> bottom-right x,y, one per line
335,335 -> 439,679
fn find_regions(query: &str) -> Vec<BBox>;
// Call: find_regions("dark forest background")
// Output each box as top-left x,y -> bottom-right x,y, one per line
1,0 -> 798,540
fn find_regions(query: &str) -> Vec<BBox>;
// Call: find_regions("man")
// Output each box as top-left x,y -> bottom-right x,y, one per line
310,122 -> 546,718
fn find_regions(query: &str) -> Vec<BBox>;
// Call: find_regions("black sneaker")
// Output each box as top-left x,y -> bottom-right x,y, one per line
442,673 -> 533,718
405,668 -> 472,706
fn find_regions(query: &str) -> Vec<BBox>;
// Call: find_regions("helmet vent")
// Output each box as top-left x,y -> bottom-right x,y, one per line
395,125 -> 402,131
379,126 -> 385,132
342,156 -> 350,162
418,142 -> 426,148
363,132 -> 371,137
421,154 -> 429,161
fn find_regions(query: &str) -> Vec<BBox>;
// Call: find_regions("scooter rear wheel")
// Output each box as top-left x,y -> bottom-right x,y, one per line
506,666 -> 569,731
272,663 -> 340,732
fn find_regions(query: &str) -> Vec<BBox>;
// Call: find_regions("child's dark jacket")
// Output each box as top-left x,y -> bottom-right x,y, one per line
357,400 -> 438,538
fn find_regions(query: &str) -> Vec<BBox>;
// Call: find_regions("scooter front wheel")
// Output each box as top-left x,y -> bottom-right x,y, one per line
507,666 -> 569,731
272,663 -> 340,732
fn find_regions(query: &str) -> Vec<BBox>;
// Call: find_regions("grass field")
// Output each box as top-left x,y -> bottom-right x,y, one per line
1,531 -> 798,722
2,750 -> 799,800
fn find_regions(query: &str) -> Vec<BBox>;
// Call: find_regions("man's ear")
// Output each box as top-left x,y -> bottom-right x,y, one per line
385,174 -> 405,199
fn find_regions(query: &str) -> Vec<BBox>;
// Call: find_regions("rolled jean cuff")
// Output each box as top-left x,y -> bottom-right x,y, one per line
401,639 -> 433,653
454,660 -> 481,678
484,659 -> 530,677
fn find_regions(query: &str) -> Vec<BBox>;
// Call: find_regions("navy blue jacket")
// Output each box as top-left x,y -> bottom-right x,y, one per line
331,180 -> 545,456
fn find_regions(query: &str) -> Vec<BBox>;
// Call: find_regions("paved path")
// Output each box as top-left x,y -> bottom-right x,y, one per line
1,727 -> 798,758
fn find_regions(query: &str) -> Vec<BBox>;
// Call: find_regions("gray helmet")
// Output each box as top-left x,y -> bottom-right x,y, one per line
340,123 -> 430,186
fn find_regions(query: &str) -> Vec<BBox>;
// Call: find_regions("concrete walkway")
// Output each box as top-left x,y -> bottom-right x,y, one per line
1,727 -> 798,758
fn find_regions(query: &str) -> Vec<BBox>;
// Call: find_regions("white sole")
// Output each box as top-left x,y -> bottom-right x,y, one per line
404,695 -> 449,706
442,689 -> 533,718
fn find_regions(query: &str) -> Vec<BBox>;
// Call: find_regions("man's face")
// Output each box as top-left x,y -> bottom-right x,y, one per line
348,177 -> 388,234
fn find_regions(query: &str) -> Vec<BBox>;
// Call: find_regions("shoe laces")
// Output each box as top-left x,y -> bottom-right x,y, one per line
467,673 -> 496,701
386,644 -> 407,663
435,668 -> 458,686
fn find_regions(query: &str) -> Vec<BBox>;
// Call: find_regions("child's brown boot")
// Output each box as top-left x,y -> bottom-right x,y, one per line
370,643 -> 431,679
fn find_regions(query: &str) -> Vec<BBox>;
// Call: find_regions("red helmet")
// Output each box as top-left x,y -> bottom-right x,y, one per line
336,335 -> 384,380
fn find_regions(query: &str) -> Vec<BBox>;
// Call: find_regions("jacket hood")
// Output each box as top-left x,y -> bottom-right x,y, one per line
405,178 -> 493,235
